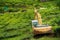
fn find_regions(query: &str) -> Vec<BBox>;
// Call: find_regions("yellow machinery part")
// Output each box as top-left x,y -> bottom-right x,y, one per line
34,8 -> 42,25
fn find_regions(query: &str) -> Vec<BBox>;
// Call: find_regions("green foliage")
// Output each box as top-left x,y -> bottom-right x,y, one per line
56,0 -> 60,8
0,0 -> 60,40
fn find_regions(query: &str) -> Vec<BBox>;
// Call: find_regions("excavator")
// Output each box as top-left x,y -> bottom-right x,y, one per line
32,8 -> 53,35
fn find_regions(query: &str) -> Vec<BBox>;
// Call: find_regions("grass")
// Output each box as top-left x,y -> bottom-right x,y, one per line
0,9 -> 60,40
0,1 -> 60,40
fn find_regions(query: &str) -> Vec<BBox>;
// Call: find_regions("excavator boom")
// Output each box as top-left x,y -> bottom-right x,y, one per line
34,8 -> 42,25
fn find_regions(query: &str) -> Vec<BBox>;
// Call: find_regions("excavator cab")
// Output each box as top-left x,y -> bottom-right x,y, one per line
32,8 -> 53,35
32,20 -> 38,27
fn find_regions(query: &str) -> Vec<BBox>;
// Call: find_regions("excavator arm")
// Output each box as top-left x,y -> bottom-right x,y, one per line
34,8 -> 42,25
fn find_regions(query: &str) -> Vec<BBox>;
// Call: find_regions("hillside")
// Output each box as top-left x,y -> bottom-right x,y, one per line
0,0 -> 60,40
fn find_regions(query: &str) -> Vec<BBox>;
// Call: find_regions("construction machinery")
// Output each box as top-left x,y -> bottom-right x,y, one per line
32,8 -> 53,35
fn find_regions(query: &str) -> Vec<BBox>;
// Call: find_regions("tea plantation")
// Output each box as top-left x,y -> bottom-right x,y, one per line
0,0 -> 60,40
